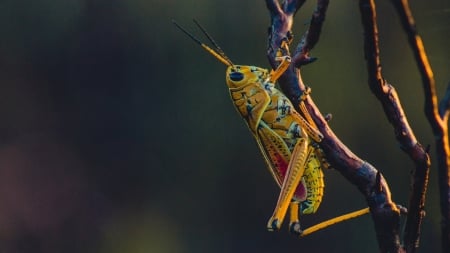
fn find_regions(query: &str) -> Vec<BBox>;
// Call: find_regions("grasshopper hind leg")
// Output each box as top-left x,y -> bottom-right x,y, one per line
267,200 -> 303,236
266,138 -> 312,232
288,201 -> 303,236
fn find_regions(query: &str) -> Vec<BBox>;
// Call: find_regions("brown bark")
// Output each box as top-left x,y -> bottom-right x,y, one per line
389,0 -> 450,251
265,1 -> 404,252
264,0 -> 446,252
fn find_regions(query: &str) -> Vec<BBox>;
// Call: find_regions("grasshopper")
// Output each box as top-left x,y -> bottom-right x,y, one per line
173,20 -> 369,236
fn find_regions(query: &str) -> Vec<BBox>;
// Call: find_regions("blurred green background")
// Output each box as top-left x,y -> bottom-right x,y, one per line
0,0 -> 448,252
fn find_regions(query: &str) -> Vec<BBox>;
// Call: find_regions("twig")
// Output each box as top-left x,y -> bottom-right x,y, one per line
389,0 -> 450,251
265,1 -> 404,252
292,0 -> 329,67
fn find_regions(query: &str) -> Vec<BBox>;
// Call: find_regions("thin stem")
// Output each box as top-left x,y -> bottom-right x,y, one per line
293,0 -> 329,67
359,0 -> 431,252
390,0 -> 441,134
390,1 -> 450,252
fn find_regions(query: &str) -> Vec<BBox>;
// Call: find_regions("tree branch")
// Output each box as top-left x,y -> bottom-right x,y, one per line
284,0 -> 306,15
265,1 -> 403,252
389,1 -> 450,252
359,0 -> 431,251
266,0 -> 303,106
292,0 -> 329,67
439,84 -> 450,121
389,0 -> 441,134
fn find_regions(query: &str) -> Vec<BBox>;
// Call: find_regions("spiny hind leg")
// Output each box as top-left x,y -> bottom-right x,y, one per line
267,139 -> 313,231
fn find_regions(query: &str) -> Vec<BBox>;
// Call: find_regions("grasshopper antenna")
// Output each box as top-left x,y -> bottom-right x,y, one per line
192,19 -> 235,67
172,19 -> 232,67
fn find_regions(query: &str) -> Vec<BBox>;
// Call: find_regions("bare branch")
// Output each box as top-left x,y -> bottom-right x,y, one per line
284,0 -> 307,15
266,1 -> 404,252
293,0 -> 329,67
389,1 -> 450,252
265,0 -> 283,16
265,0 -> 302,105
389,0 -> 442,134
439,83 -> 450,120
359,0 -> 431,252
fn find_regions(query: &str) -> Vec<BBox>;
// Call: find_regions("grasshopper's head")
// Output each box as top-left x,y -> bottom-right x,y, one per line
226,65 -> 268,88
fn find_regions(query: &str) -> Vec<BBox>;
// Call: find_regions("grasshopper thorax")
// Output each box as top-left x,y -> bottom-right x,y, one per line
226,65 -> 269,88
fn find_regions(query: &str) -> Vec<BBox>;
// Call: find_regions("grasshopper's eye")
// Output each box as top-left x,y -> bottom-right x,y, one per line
229,72 -> 244,82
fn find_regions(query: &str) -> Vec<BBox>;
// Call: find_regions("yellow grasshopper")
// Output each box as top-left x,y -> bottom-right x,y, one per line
173,20 -> 369,236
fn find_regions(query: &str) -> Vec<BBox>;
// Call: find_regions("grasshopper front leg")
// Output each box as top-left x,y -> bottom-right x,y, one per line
267,135 -> 315,231
268,39 -> 292,84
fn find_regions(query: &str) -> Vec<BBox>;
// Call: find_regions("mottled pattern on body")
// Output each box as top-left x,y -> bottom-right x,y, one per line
228,66 -> 324,213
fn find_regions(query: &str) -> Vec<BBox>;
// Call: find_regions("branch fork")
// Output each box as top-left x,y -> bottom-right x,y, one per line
264,0 -> 442,252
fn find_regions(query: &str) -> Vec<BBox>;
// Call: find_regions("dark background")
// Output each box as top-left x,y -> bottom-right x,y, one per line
0,0 -> 449,252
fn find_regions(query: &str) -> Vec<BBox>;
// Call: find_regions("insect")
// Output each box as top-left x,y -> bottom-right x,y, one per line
173,20 -> 369,236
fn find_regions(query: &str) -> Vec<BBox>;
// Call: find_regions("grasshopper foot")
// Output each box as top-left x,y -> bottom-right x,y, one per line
289,221 -> 303,236
267,218 -> 281,232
